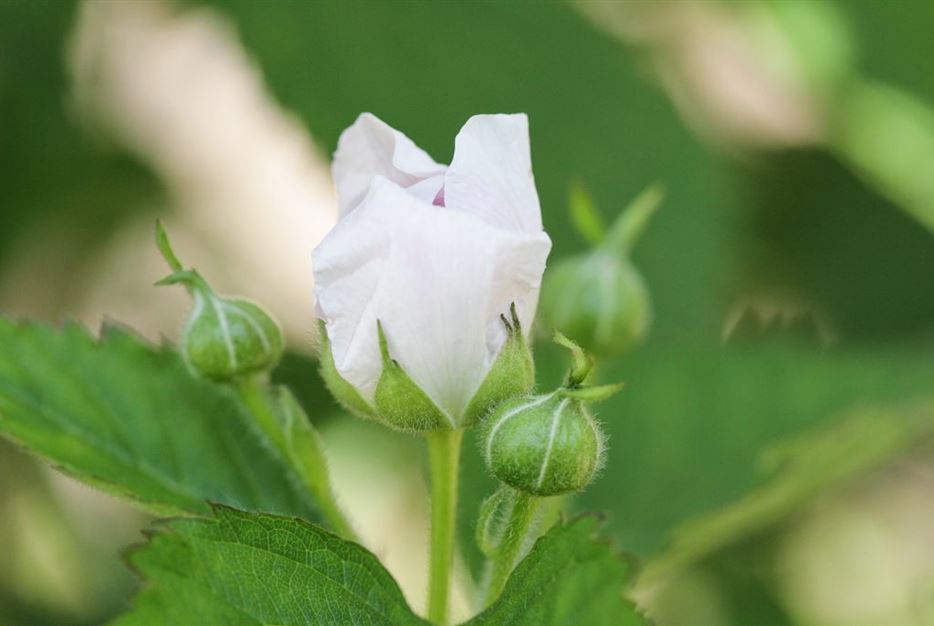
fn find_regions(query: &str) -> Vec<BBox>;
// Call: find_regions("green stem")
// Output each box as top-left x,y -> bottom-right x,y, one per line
237,376 -> 286,447
484,490 -> 541,607
236,376 -> 356,541
426,428 -> 464,625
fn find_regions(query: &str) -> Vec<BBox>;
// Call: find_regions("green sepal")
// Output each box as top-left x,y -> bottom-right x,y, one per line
317,320 -> 376,419
568,179 -> 607,246
605,182 -> 664,255
155,269 -> 208,292
155,219 -> 184,272
374,321 -> 454,432
558,383 -> 624,403
554,331 -> 594,386
463,303 -> 536,428
476,485 -> 511,557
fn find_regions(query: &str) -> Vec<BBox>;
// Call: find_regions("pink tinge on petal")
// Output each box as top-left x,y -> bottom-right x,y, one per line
432,186 -> 446,207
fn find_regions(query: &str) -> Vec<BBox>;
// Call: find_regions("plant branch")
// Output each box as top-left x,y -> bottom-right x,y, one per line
426,428 -> 464,625
236,375 -> 356,541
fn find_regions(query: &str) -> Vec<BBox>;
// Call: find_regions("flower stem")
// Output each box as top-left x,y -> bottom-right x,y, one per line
236,376 -> 356,541
483,490 -> 541,607
426,428 -> 464,625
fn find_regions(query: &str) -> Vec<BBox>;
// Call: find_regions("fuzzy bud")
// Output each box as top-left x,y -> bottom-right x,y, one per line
539,184 -> 662,358
155,222 -> 283,381
482,333 -> 621,496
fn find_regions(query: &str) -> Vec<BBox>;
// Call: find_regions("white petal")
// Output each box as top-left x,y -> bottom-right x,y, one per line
443,113 -> 543,233
313,177 -> 550,421
332,113 -> 446,217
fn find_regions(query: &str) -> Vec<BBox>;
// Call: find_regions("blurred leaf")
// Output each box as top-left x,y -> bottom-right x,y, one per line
641,399 -> 934,586
563,340 -> 934,556
0,442 -> 139,625
467,516 -> 646,626
114,506 -> 426,626
742,149 -> 934,339
272,352 -> 342,421
636,397 -> 934,626
0,1 -> 160,272
845,0 -> 934,104
0,319 -> 317,520
832,81 -> 934,233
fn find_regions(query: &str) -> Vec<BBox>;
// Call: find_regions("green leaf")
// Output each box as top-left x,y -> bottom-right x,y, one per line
114,506 -> 427,626
640,398 -> 934,587
0,319 -> 316,519
467,516 -> 648,626
566,340 -> 934,556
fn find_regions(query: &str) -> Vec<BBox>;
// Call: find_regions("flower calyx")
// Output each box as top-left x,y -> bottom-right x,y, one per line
318,303 -> 535,433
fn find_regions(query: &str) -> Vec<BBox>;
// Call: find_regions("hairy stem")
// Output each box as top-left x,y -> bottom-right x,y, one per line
426,428 -> 464,625
484,490 -> 541,607
236,376 -> 356,541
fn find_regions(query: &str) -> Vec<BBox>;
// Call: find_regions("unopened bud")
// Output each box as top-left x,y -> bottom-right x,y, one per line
155,221 -> 283,381
482,334 -> 620,496
539,184 -> 661,358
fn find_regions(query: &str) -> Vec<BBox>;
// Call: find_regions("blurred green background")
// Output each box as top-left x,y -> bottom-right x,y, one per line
3,1 -> 934,625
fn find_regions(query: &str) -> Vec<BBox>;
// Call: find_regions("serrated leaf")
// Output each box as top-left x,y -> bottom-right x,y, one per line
0,319 -> 316,519
467,516 -> 648,626
114,506 -> 426,626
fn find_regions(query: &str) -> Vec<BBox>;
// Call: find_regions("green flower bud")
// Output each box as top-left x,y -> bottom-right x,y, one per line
484,392 -> 602,496
540,253 -> 650,357
539,184 -> 662,358
155,221 -> 283,381
482,334 -> 621,496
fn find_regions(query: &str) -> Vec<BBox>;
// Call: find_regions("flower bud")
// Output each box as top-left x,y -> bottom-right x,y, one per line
540,253 -> 650,357
482,334 -> 621,496
155,222 -> 283,381
483,392 -> 601,496
314,113 -> 550,431
539,185 -> 662,358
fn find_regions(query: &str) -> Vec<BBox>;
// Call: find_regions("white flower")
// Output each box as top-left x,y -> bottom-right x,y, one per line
313,113 -> 551,427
